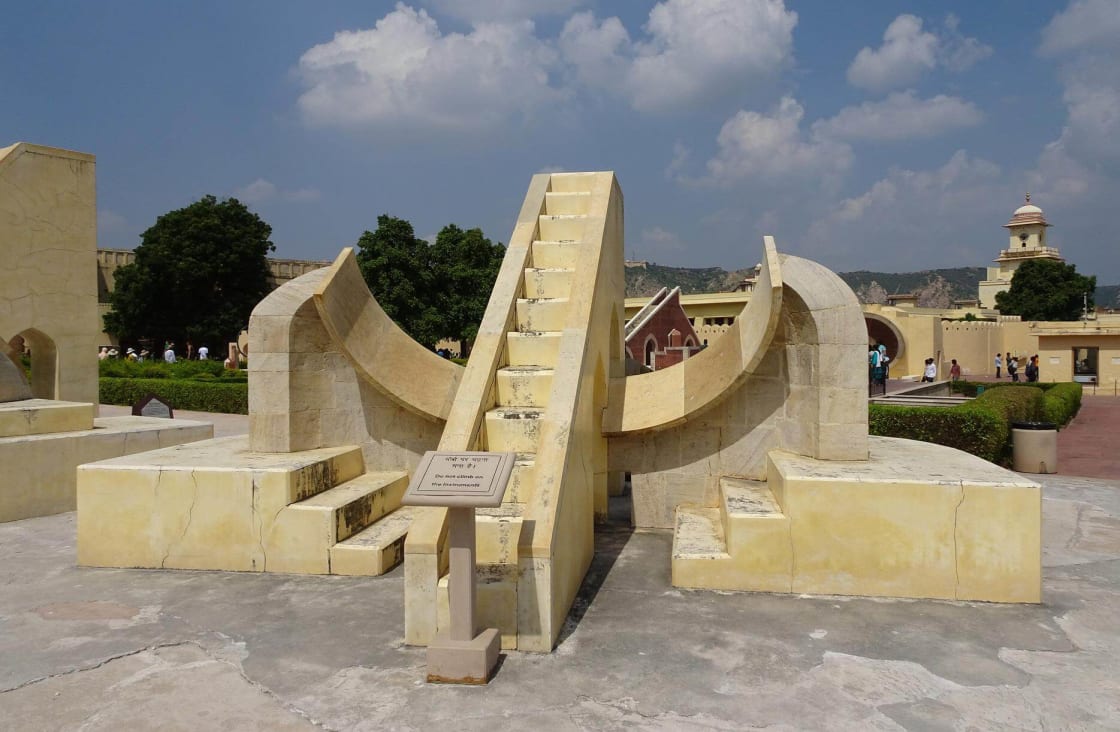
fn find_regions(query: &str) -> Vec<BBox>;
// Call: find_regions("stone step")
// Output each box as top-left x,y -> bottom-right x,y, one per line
544,191 -> 591,215
495,366 -> 554,408
718,477 -> 789,560
476,504 -> 524,564
0,398 -> 94,438
538,214 -> 586,242
523,267 -> 573,299
264,470 -> 409,574
531,240 -> 580,270
484,408 -> 543,453
672,506 -> 729,561
282,446 -> 367,505
516,297 -> 568,332
548,172 -> 599,192
330,506 -> 418,576
437,563 -> 520,650
506,453 -> 536,504
506,331 -> 561,368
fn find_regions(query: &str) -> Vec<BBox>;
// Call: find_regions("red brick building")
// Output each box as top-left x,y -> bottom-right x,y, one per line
625,287 -> 704,370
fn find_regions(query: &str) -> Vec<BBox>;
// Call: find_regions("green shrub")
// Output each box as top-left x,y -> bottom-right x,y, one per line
99,358 -> 228,380
1040,382 -> 1082,426
870,385 -> 1043,465
100,377 -> 247,414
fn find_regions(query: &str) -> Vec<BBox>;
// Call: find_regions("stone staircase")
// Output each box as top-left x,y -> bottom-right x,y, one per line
671,475 -> 793,594
78,436 -> 416,577
434,183 -> 592,649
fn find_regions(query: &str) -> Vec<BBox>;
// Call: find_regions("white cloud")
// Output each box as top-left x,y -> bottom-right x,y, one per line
234,178 -> 321,204
1040,0 -> 1120,56
425,0 -> 585,23
559,0 -> 797,112
813,91 -> 983,142
804,150 -> 1005,270
297,4 -> 562,131
702,97 -> 852,184
846,14 -> 990,92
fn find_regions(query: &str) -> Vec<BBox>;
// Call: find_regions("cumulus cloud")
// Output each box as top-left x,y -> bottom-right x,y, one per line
425,0 -> 585,23
804,150 -> 1005,269
1040,0 -> 1120,56
559,0 -> 797,111
234,178 -> 321,204
813,91 -> 983,142
701,97 -> 852,184
846,14 -> 990,92
1036,0 -> 1120,182
296,4 -> 561,131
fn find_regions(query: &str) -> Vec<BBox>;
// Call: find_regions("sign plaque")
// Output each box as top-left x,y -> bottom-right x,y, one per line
402,451 -> 515,508
131,393 -> 173,419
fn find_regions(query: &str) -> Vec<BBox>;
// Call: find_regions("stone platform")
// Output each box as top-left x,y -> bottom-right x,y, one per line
77,436 -> 415,576
1,413 -> 212,523
0,473 -> 1115,729
673,436 -> 1041,603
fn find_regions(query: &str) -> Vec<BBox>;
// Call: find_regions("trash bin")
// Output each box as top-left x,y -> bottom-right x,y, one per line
1011,421 -> 1058,474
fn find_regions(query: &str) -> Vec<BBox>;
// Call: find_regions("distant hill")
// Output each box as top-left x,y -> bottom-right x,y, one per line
836,268 -> 986,302
624,262 -> 1120,308
624,262 -> 754,297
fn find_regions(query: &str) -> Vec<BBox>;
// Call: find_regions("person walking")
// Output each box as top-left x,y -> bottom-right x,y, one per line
198,344 -> 209,360
1009,355 -> 1019,382
949,359 -> 961,381
163,342 -> 176,363
1026,355 -> 1040,383
994,352 -> 1002,379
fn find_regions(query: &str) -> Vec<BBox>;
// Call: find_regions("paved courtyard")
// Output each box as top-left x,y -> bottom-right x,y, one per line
1,467 -> 1117,730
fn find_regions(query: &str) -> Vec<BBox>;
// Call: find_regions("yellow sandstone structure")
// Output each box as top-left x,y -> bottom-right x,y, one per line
1,142 -> 213,522
77,171 -> 1041,658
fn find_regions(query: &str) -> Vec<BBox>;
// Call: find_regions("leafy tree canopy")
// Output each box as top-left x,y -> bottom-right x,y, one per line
995,258 -> 1096,321
355,215 -> 505,352
104,195 -> 275,350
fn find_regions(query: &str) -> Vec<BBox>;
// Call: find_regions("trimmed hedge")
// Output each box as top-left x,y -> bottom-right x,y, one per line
1040,382 -> 1082,425
100,377 -> 247,414
870,385 -> 1043,464
99,358 -> 242,380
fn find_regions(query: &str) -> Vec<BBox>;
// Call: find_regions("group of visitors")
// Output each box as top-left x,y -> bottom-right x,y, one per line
995,352 -> 1040,382
99,342 -> 211,364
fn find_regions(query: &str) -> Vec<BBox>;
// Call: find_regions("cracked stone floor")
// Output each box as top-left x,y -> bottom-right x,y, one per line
1,473 -> 1118,730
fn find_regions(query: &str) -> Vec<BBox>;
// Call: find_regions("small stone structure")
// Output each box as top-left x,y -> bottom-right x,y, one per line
77,171 -> 1041,660
0,142 -> 213,522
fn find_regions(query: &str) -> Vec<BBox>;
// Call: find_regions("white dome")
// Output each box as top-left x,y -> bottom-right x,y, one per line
1014,203 -> 1042,216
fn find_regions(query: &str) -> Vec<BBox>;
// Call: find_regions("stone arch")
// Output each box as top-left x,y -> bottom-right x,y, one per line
10,328 -> 58,399
864,313 -> 905,363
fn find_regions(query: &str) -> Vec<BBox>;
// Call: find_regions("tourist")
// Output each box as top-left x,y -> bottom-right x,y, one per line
139,349 -> 150,362
1026,355 -> 1039,383
98,346 -> 109,361
878,344 -> 890,379
163,342 -> 176,363
949,359 -> 961,381
1009,355 -> 1019,382
994,352 -> 1002,379
198,344 -> 209,360
922,358 -> 937,383
186,340 -> 194,360
126,347 -> 138,362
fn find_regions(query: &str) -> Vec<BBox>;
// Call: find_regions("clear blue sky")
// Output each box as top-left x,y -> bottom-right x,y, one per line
3,0 -> 1118,284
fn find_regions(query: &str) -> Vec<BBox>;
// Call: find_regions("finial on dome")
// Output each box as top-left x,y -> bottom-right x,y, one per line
1025,192 -> 1031,203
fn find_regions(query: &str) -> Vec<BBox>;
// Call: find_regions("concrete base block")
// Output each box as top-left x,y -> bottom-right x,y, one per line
426,628 -> 500,685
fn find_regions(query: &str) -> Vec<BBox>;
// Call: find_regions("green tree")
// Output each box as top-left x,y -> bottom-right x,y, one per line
355,215 -> 442,347
104,195 -> 274,350
431,224 -> 506,355
995,259 -> 1096,321
355,216 -> 505,352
